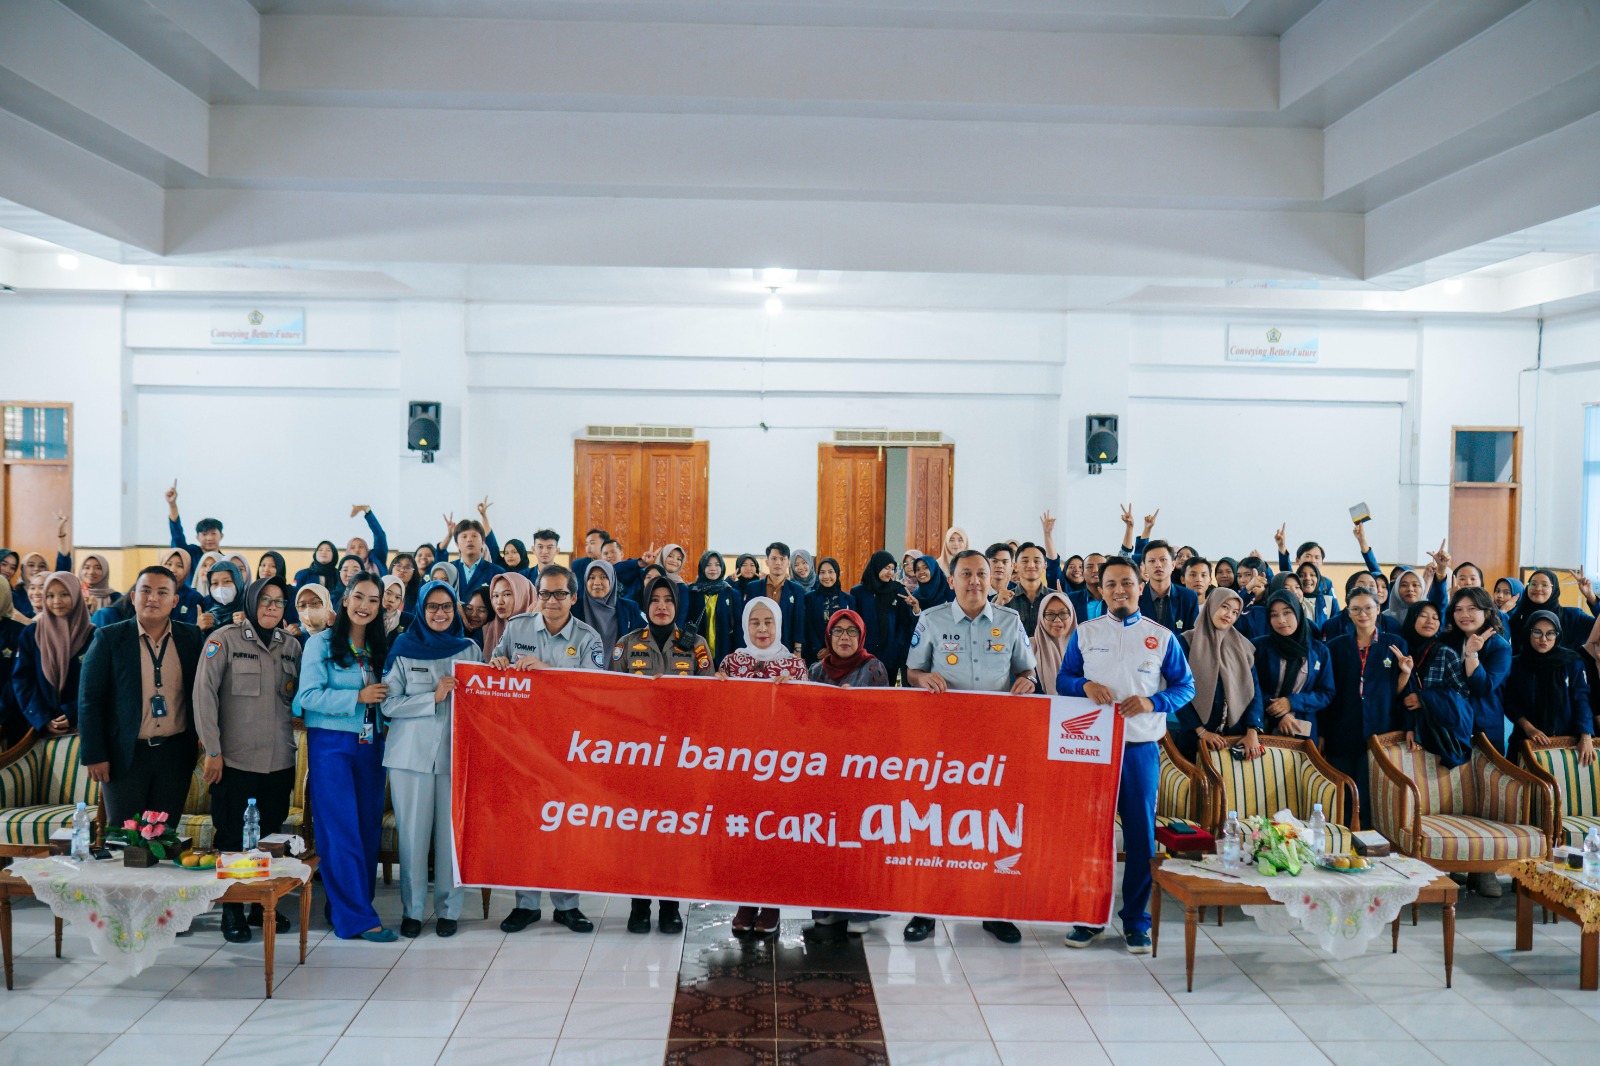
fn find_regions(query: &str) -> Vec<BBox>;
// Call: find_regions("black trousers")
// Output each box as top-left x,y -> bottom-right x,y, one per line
210,765 -> 295,852
102,738 -> 197,827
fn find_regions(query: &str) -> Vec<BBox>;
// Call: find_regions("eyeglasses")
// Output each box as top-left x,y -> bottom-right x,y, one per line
1042,611 -> 1072,623
423,603 -> 457,616
257,598 -> 287,610
831,626 -> 861,638
537,590 -> 572,601
1529,629 -> 1559,641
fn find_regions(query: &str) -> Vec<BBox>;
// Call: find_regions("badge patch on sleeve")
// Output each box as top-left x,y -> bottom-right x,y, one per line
611,645 -> 623,662
204,640 -> 221,658
589,644 -> 605,667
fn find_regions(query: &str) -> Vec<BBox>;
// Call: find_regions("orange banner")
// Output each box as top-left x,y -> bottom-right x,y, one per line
451,664 -> 1125,925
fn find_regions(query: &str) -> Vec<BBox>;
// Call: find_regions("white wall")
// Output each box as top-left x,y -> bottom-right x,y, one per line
0,292 -> 1575,576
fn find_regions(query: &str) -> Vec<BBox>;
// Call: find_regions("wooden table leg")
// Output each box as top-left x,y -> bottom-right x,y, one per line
298,878 -> 311,964
261,889 -> 276,999
1184,907 -> 1198,993
53,917 -> 61,958
1,895 -> 13,991
1442,901 -> 1456,988
1150,881 -> 1162,959
1392,915 -> 1400,954
1515,883 -> 1534,952
1581,931 -> 1598,992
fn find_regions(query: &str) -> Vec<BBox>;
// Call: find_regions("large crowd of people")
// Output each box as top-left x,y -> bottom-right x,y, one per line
0,486 -> 1594,952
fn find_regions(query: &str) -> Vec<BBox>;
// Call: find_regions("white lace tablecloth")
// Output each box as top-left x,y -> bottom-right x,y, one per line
1172,855 -> 1441,959
9,856 -> 312,976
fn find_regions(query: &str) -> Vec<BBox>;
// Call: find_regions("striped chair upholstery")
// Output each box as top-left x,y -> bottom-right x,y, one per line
0,736 -> 102,847
1370,732 -> 1546,866
1526,746 -> 1600,848
1205,745 -> 1353,855
1157,745 -> 1193,825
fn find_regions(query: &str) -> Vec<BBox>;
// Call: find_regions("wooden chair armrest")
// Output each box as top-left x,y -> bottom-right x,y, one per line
1299,738 -> 1361,831
1159,732 -> 1208,825
1475,734 -> 1549,832
1367,733 -> 1421,854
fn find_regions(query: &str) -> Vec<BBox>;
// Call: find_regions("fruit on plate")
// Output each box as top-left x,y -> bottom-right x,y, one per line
180,853 -> 201,868
1331,855 -> 1351,869
199,854 -> 217,869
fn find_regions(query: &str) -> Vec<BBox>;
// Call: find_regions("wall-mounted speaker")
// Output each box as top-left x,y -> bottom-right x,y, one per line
408,401 -> 441,463
1086,414 -> 1118,475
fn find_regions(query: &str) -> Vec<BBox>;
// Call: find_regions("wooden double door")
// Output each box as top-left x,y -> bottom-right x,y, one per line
574,441 -> 709,561
817,444 -> 952,583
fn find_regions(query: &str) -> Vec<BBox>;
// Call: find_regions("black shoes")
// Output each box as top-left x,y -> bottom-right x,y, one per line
221,903 -> 251,944
658,901 -> 683,935
246,903 -> 289,933
436,918 -> 458,938
500,907 -> 541,933
552,908 -> 594,933
628,900 -> 653,935
400,917 -> 423,939
803,920 -> 849,944
903,916 -> 936,942
983,921 -> 1022,944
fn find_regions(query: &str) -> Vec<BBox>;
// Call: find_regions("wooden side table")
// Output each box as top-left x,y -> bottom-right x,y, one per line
0,854 -> 318,998
1513,868 -> 1598,992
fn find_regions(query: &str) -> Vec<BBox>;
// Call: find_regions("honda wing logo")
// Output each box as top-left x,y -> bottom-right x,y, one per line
993,853 -> 1022,875
1048,698 -> 1113,764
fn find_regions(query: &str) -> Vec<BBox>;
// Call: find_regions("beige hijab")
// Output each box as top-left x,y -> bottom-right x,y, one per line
1030,590 -> 1078,690
1187,587 -> 1258,730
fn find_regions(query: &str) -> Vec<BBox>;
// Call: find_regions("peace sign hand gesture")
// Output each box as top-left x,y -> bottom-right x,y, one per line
1390,645 -> 1414,680
1039,510 -> 1056,537
477,496 -> 493,519
1119,503 -> 1134,529
1274,523 -> 1287,554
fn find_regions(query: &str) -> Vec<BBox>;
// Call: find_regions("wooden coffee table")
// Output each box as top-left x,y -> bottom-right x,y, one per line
0,855 -> 318,998
1150,855 -> 1458,991
1513,865 -> 1598,991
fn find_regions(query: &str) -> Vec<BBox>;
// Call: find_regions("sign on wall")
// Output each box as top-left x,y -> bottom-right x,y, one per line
210,306 -> 305,345
1226,325 -> 1317,364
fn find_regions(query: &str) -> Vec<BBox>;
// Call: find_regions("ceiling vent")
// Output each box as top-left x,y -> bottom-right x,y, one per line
582,424 -> 695,442
832,429 -> 946,445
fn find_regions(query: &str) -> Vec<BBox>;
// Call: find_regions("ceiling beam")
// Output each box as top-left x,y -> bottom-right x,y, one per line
255,15 -> 1279,118
206,106 -> 1323,206
59,0 -> 261,96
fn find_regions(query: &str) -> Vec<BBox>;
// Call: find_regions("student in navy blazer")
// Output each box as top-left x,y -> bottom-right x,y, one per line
742,542 -> 808,658
1252,588 -> 1334,742
849,552 -> 916,682
1136,540 -> 1198,636
1441,586 -> 1514,753
802,558 -> 857,662
1323,588 -> 1412,818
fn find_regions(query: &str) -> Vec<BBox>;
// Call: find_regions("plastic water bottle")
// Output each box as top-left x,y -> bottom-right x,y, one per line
1584,827 -> 1600,888
242,798 -> 260,851
1306,803 -> 1328,864
1221,810 -> 1243,870
69,801 -> 90,862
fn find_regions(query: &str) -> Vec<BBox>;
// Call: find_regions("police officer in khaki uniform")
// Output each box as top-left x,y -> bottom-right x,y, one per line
194,577 -> 302,944
903,548 -> 1038,947
487,564 -> 603,934
608,576 -> 713,935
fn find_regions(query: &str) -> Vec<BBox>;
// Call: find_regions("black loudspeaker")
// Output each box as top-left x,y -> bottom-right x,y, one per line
1086,414 -> 1118,475
408,401 -> 441,463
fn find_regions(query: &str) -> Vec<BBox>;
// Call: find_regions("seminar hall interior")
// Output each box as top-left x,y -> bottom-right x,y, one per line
2,2 -> 1600,1065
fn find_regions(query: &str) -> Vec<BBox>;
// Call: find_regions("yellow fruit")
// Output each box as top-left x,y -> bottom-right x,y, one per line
1333,856 -> 1351,869
180,853 -> 200,868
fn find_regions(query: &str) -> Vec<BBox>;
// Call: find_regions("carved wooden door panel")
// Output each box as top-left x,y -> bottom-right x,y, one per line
641,442 -> 709,562
816,445 -> 886,584
904,446 -> 953,558
573,441 -> 642,555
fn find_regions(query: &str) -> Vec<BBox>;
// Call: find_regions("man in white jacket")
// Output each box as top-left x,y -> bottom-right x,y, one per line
1055,555 -> 1195,954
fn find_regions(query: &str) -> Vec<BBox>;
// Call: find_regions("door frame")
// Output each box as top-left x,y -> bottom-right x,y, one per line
1,400 -> 74,547
1448,424 -> 1519,578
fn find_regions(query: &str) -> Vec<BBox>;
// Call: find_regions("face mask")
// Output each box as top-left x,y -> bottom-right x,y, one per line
301,608 -> 330,632
210,585 -> 237,606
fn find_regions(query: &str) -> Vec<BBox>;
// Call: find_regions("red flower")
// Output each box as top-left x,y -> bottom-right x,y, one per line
157,915 -> 167,926
88,912 -> 97,923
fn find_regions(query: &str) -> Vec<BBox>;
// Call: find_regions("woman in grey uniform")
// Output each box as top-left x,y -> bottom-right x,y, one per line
380,579 -> 482,938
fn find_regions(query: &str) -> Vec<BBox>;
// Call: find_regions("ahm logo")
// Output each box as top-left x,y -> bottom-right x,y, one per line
1057,710 -> 1101,740
465,674 -> 531,692
994,854 -> 1022,875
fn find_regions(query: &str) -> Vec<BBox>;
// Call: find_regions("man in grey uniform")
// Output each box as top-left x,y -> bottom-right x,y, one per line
488,564 -> 604,934
903,549 -> 1039,946
193,576 -> 302,943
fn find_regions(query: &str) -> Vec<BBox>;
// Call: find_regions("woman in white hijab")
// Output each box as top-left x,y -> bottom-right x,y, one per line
714,596 -> 807,938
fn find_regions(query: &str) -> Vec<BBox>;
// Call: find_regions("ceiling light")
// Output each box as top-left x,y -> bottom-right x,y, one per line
56,254 -> 79,270
764,289 -> 784,316
761,267 -> 797,287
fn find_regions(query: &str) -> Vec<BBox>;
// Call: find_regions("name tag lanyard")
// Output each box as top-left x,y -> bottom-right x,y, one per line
143,631 -> 171,719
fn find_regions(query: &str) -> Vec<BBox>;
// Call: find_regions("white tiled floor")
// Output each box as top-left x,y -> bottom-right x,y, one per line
0,878 -> 1596,1064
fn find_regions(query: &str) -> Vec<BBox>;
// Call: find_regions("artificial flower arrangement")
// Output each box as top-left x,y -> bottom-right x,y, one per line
105,810 -> 188,865
1242,815 -> 1316,877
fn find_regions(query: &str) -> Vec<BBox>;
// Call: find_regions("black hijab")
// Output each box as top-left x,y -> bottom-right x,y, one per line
1400,600 -> 1444,666
735,554 -> 760,583
859,550 -> 899,639
692,550 -> 734,595
643,575 -> 679,649
1264,588 -> 1310,698
1216,557 -> 1240,592
500,538 -> 531,573
244,577 -> 286,639
816,557 -> 849,611
306,541 -> 340,585
1515,609 -> 1578,727
1509,568 -> 1562,639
